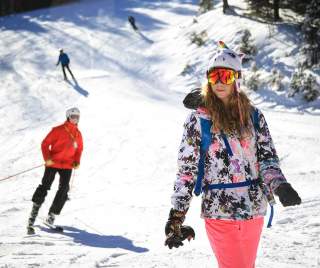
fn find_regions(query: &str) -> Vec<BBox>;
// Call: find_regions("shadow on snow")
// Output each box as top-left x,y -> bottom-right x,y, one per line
39,225 -> 149,253
66,78 -> 89,97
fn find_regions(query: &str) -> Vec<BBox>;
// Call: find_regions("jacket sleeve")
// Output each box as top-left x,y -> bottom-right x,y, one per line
256,110 -> 287,193
41,128 -> 56,161
74,131 -> 83,164
171,112 -> 201,212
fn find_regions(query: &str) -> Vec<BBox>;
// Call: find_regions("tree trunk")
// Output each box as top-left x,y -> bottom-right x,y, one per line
273,0 -> 280,21
223,0 -> 229,13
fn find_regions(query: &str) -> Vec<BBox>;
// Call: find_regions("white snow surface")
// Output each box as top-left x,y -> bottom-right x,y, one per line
0,0 -> 319,267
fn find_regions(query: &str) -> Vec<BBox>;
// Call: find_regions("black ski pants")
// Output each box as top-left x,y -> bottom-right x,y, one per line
62,64 -> 74,79
32,167 -> 72,215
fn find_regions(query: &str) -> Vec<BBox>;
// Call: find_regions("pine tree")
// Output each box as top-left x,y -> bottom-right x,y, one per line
288,71 -> 304,97
245,63 -> 260,91
0,0 -> 75,16
199,0 -> 213,14
301,0 -> 320,67
280,0 -> 312,15
271,68 -> 284,91
246,0 -> 271,19
239,29 -> 257,63
302,74 -> 319,101
190,30 -> 207,46
181,64 -> 193,76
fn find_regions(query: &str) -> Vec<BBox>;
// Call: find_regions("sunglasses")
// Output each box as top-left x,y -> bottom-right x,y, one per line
207,68 -> 240,85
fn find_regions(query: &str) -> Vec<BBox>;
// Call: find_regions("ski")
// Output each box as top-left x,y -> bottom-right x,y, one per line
43,222 -> 64,233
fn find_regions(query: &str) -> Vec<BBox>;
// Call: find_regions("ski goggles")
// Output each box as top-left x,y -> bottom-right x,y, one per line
207,68 -> 240,85
69,114 -> 80,119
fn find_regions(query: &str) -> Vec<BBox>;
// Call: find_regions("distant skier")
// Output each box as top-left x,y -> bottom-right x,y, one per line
56,49 -> 75,81
27,107 -> 83,235
128,16 -> 138,31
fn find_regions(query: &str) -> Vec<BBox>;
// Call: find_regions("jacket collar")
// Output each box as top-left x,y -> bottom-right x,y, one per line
64,120 -> 78,130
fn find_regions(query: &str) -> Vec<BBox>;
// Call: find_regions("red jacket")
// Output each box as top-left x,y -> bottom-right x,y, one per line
41,121 -> 83,169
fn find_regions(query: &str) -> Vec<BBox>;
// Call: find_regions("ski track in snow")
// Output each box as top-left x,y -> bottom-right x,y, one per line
1,0 -> 320,267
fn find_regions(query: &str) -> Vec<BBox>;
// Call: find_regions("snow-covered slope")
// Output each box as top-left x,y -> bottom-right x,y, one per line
0,0 -> 319,267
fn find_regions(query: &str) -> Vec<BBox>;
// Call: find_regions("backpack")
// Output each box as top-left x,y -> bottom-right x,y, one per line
194,107 -> 274,227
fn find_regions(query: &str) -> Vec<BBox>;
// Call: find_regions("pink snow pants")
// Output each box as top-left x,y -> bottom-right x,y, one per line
205,217 -> 264,268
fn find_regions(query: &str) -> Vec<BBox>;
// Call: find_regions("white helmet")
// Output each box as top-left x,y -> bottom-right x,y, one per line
207,41 -> 244,90
66,107 -> 80,119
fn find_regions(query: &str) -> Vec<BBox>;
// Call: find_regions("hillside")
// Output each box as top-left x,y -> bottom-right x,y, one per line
0,0 -> 319,267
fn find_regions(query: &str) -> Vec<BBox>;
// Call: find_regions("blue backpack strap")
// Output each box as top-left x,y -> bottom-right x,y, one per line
206,179 -> 260,190
194,118 -> 212,196
221,132 -> 233,157
267,203 -> 274,228
194,110 -> 256,196
250,107 -> 260,132
207,108 -> 259,160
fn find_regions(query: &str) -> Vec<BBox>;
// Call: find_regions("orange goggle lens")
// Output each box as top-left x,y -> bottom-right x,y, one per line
208,68 -> 239,85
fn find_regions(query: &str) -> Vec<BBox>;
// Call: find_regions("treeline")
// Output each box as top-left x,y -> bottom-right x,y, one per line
199,0 -> 320,67
246,0 -> 314,20
200,0 -> 314,20
197,0 -> 320,100
0,0 -> 77,16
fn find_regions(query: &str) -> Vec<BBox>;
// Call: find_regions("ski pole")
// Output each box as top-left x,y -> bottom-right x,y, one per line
67,170 -> 76,201
74,216 -> 104,235
70,169 -> 76,191
0,164 -> 44,183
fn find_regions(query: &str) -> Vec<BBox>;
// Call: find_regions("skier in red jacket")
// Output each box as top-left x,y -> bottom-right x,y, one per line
27,107 -> 83,235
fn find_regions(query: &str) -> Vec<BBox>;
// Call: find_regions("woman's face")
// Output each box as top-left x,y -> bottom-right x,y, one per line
210,82 -> 234,104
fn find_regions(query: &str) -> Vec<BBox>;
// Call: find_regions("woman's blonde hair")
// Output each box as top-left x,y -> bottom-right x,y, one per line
201,83 -> 253,137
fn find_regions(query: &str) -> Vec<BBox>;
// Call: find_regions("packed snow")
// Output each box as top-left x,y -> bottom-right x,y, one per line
0,0 -> 319,267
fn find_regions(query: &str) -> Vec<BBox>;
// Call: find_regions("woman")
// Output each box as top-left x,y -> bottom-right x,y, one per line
164,41 -> 301,268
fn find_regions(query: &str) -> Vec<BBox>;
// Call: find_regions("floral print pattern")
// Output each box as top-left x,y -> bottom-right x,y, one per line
171,108 -> 286,220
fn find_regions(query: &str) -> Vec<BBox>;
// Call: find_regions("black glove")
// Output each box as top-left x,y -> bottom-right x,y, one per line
164,209 -> 195,249
274,183 -> 301,207
183,88 -> 204,110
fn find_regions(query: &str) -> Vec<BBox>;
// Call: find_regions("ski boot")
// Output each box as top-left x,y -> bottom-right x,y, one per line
27,203 -> 41,235
45,212 -> 56,225
43,212 -> 63,232
27,225 -> 35,235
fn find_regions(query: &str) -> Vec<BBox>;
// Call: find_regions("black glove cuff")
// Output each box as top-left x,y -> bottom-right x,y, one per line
168,208 -> 186,224
274,183 -> 301,207
274,183 -> 291,196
